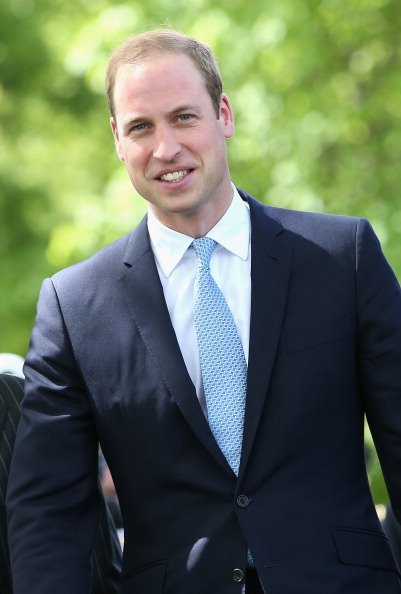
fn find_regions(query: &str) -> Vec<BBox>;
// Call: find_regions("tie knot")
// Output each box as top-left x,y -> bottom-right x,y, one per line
192,237 -> 217,268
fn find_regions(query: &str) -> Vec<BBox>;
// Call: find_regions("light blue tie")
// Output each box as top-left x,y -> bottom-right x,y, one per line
192,237 -> 247,475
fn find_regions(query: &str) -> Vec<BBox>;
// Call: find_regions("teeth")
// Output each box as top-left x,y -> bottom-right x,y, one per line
160,169 -> 189,182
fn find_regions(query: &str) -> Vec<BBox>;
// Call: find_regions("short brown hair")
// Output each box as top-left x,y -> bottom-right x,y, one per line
105,29 -> 223,118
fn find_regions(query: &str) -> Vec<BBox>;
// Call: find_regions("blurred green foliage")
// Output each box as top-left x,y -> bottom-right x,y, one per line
1,0 -> 400,502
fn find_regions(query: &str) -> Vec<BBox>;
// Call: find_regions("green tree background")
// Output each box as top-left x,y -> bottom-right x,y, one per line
1,0 -> 400,503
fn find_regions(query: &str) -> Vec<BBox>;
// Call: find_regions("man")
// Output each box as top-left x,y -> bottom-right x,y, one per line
6,29 -> 401,594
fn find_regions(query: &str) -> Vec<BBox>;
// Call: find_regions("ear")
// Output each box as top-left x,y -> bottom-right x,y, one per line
110,117 -> 125,161
219,94 -> 235,139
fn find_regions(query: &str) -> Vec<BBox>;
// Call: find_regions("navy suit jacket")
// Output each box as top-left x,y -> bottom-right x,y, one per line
7,190 -> 401,593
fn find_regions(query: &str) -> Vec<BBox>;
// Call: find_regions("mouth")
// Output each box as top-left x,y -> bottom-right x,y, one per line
158,169 -> 191,183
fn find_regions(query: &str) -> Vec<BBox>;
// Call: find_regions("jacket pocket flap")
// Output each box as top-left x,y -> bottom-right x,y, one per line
332,528 -> 398,572
121,560 -> 166,594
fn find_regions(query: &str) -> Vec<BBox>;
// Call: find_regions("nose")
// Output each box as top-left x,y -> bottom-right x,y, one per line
153,126 -> 181,162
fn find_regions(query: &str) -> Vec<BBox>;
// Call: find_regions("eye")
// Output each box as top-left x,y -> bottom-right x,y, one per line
125,122 -> 151,138
132,123 -> 148,132
177,114 -> 195,123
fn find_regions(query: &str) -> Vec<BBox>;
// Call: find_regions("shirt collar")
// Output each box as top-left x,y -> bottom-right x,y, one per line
148,185 -> 251,278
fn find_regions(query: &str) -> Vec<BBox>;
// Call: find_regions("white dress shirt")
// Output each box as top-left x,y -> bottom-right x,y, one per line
148,186 -> 251,413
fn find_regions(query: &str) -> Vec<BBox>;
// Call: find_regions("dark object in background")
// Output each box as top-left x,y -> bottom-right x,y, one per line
383,504 -> 401,571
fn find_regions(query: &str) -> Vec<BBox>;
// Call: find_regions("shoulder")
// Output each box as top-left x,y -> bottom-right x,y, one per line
51,232 -> 131,289
36,233 -> 133,318
50,214 -> 150,291
238,187 -> 371,246
36,216 -> 151,317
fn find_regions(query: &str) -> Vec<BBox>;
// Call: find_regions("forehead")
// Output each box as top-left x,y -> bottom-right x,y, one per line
113,53 -> 210,116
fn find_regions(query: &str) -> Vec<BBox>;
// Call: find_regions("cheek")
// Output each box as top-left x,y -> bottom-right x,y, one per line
204,134 -> 227,166
189,133 -> 218,163
124,145 -> 147,171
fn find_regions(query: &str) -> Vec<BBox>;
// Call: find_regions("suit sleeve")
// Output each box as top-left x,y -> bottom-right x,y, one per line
6,278 -> 101,594
356,219 -> 401,522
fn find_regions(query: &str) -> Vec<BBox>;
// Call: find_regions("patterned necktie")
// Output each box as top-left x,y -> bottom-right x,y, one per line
192,237 -> 247,475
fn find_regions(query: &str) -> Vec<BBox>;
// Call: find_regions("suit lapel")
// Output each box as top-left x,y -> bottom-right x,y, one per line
120,217 -> 232,474
238,193 -> 293,476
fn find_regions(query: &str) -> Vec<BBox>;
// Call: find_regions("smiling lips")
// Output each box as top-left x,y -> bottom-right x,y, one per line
159,169 -> 190,182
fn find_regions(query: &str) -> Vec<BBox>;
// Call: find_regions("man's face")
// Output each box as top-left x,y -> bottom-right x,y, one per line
110,52 -> 234,236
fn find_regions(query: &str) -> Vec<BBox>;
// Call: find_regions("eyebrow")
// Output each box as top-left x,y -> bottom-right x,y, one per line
170,104 -> 202,116
121,104 -> 202,136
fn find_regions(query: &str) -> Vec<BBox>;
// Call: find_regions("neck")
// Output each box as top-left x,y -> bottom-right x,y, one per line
149,185 -> 234,238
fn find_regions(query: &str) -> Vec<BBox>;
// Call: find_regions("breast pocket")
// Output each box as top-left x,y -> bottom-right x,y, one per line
286,317 -> 353,354
120,560 -> 166,594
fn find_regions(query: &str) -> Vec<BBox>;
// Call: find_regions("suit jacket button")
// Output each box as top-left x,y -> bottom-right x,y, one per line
232,568 -> 245,583
236,494 -> 250,508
